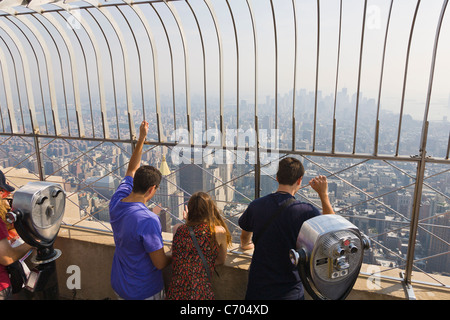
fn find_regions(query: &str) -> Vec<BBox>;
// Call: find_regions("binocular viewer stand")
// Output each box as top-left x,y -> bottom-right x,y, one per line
290,214 -> 370,300
8,181 -> 66,300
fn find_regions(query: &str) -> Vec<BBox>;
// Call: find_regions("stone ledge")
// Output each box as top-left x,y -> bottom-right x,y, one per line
54,227 -> 450,300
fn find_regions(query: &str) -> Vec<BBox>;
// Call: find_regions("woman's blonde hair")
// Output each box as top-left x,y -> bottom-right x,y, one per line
187,191 -> 231,247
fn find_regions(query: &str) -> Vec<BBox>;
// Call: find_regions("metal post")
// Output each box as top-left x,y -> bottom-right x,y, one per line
402,122 -> 427,300
33,133 -> 44,181
312,0 -> 319,152
403,0 -> 449,299
255,115 -> 260,199
291,0 -> 298,151
246,0 -> 259,199
352,0 -> 367,154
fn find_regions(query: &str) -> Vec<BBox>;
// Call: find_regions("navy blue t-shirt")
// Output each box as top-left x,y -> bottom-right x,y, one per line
238,192 -> 321,300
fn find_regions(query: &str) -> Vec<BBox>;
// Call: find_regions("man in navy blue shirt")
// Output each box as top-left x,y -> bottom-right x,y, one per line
109,121 -> 171,300
239,157 -> 334,300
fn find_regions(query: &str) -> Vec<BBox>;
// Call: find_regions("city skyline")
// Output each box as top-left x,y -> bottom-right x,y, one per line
25,85 -> 448,160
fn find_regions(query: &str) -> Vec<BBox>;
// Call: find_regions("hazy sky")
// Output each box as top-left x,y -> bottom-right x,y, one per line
131,0 -> 450,120
0,0 -> 449,124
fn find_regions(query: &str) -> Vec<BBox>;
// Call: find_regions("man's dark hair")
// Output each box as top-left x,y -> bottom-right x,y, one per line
276,157 -> 305,185
133,165 -> 162,194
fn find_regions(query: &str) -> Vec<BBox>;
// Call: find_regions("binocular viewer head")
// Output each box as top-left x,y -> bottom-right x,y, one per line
7,181 -> 66,262
290,214 -> 370,300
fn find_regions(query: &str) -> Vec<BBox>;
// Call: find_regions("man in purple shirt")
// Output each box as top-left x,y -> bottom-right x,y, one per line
109,121 -> 171,300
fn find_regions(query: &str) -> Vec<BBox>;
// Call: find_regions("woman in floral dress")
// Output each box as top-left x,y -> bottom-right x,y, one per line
166,192 -> 231,300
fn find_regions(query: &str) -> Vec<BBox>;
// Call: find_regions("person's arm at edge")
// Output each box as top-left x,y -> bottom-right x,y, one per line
0,239 -> 32,266
240,230 -> 254,250
149,247 -> 172,270
318,192 -> 334,215
309,175 -> 334,215
238,207 -> 254,250
215,226 -> 228,266
125,121 -> 149,178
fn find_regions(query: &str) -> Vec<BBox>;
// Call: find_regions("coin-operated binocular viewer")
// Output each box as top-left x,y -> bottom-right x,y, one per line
290,215 -> 370,300
7,182 -> 66,299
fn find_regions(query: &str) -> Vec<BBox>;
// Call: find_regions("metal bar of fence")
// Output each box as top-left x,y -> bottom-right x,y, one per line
291,0 -> 297,151
245,0 -> 260,199
88,2 -> 136,141
0,28 -> 25,134
352,0 -> 367,155
7,12 -> 48,136
269,0 -> 278,134
150,2 -> 177,139
405,123 -> 430,290
31,13 -> 72,136
447,132 -> 450,160
186,0 -> 207,134
75,7 -> 114,140
0,19 -> 29,134
0,73 -> 5,132
54,2 -> 111,139
53,9 -> 94,139
43,11 -> 86,138
14,14 -> 62,136
312,0 -> 319,152
225,0 -> 239,132
164,0 -> 193,144
396,0 -> 421,157
126,1 -> 163,143
331,0 -> 342,155
374,0 -> 393,156
204,0 -> 225,146
2,31 -> 26,134
0,48 -> 17,133
116,5 -> 146,132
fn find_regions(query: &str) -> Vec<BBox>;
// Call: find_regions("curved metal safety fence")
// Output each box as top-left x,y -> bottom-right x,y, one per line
0,0 -> 448,298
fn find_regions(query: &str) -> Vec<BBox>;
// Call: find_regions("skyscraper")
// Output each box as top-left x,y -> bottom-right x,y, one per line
153,155 -> 184,227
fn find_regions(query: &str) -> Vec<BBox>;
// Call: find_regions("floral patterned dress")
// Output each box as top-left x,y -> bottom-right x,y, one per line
166,223 -> 218,300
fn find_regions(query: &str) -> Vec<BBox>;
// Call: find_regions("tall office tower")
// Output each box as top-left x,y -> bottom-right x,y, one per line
426,214 -> 450,273
202,163 -> 235,211
153,155 -> 184,223
178,149 -> 205,203
159,208 -> 173,234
